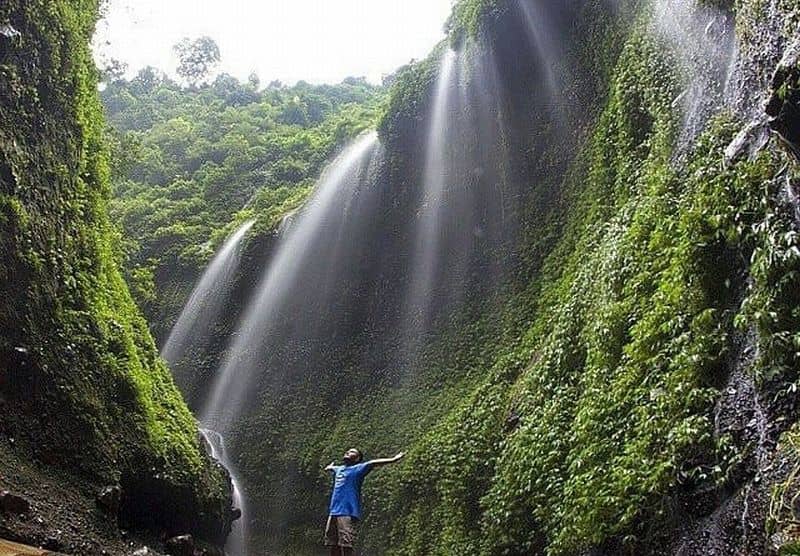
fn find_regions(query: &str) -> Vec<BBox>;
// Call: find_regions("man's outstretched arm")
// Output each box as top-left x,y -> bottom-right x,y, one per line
365,452 -> 405,468
324,461 -> 337,471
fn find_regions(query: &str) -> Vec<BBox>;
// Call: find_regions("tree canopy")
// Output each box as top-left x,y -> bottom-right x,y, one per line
174,36 -> 221,87
102,70 -> 385,338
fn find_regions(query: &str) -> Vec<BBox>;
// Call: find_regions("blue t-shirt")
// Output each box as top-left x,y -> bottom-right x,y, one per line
329,462 -> 371,519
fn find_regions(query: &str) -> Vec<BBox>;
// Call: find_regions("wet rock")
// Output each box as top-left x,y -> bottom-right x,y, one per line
723,118 -> 770,167
0,490 -> 31,514
43,533 -> 63,551
132,548 -> 155,556
164,534 -> 194,556
96,485 -> 122,515
680,484 -> 720,518
0,23 -> 21,40
230,507 -> 242,521
766,36 -> 800,161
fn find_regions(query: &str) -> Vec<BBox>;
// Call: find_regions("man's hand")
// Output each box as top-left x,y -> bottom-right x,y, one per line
324,460 -> 337,471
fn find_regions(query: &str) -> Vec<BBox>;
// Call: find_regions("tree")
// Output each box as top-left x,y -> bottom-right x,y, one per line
100,57 -> 128,84
174,36 -> 220,87
247,72 -> 260,90
130,66 -> 165,95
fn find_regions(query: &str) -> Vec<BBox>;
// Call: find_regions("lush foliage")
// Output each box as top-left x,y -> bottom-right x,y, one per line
237,1 -> 800,554
102,73 -> 385,337
93,0 -> 800,553
0,0 -> 231,539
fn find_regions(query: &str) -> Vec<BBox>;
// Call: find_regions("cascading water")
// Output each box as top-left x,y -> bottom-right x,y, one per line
652,0 -> 737,151
159,220 -> 256,555
161,219 -> 255,370
402,49 -> 459,339
199,132 -> 382,432
399,14 -> 557,361
200,428 -> 248,556
189,133 -> 382,552
170,2 -> 588,549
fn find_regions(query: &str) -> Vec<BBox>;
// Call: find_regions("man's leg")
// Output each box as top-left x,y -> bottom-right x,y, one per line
340,516 -> 356,556
325,516 -> 341,556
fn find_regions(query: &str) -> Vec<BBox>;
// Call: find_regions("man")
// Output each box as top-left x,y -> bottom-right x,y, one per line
324,448 -> 405,555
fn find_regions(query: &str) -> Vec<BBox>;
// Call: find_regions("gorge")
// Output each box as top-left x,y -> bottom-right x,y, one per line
2,0 -> 800,555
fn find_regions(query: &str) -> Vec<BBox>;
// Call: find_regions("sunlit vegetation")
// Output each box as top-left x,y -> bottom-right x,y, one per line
0,0 -> 231,542
101,70 -> 386,336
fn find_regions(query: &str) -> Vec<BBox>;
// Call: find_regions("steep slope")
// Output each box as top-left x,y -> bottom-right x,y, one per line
367,1 -> 800,554
0,1 -> 235,553
128,0 -> 800,554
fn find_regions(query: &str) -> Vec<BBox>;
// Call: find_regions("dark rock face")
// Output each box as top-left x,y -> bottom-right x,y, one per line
0,490 -> 30,514
96,485 -> 122,516
766,37 -> 800,161
164,534 -> 194,556
119,468 -> 235,548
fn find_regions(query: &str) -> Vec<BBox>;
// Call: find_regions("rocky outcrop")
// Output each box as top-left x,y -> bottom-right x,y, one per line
767,37 -> 800,161
0,491 -> 31,515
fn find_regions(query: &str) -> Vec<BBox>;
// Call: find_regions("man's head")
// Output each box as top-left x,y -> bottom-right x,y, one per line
342,448 -> 363,465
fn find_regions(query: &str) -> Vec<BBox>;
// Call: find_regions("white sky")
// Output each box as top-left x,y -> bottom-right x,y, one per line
93,0 -> 454,85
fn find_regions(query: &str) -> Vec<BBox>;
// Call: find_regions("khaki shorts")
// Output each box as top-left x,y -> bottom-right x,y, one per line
324,515 -> 358,548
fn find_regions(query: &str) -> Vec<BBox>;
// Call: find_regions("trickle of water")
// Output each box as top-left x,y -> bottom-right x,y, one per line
652,0 -> 736,152
161,219 -> 255,366
200,428 -> 248,556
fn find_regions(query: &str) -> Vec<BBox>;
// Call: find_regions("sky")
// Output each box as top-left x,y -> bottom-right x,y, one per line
93,0 -> 454,86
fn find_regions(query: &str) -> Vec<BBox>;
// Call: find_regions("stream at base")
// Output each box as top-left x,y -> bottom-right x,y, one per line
200,428 -> 248,556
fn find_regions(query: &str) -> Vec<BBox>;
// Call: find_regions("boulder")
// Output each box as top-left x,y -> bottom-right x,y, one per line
164,534 -> 194,556
0,490 -> 31,514
96,485 -> 122,515
724,118 -> 770,167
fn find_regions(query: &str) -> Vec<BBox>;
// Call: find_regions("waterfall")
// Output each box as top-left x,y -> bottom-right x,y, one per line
400,41 -> 523,362
189,133 -> 382,552
161,219 -> 255,367
200,132 -> 382,430
159,220 -> 256,555
176,5 -> 580,548
402,49 -> 459,338
200,428 -> 248,556
652,0 -> 737,151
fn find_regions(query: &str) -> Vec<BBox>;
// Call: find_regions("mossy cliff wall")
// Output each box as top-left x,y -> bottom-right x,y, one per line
364,1 -> 800,554
207,0 -> 800,554
0,0 -> 233,549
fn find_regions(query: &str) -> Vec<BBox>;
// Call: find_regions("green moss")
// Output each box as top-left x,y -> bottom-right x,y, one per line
0,0 -> 229,539
445,0 -> 507,46
361,6 -> 796,554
